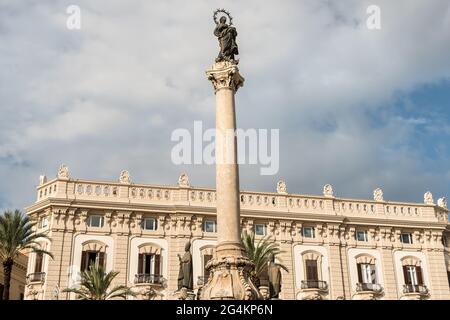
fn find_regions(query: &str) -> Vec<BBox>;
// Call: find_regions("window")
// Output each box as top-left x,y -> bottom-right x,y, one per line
80,250 -> 105,271
34,252 -> 44,273
305,260 -> 319,281
400,233 -> 413,244
142,218 -> 157,231
39,216 -> 48,228
403,265 -> 423,285
138,253 -> 161,275
203,254 -> 213,280
203,220 -> 217,233
356,230 -> 368,242
302,227 -> 315,238
254,224 -> 267,236
87,215 -> 104,228
357,263 -> 376,284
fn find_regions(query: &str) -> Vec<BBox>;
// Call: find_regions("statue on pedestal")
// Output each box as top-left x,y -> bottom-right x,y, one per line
267,254 -> 282,299
177,241 -> 193,291
213,9 -> 239,63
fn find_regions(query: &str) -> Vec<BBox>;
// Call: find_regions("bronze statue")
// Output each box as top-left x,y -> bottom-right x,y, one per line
177,241 -> 193,290
213,9 -> 239,63
267,254 -> 282,299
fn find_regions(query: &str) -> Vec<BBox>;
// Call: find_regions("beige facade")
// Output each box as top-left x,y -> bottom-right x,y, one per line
24,167 -> 450,300
0,253 -> 28,300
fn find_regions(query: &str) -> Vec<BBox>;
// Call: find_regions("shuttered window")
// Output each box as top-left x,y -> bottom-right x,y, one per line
403,265 -> 423,285
34,252 -> 44,273
80,251 -> 106,271
305,259 -> 318,281
137,253 -> 161,275
203,254 -> 213,280
357,263 -> 376,284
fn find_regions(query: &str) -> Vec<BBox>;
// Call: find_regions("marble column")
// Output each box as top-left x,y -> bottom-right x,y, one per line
199,61 -> 260,300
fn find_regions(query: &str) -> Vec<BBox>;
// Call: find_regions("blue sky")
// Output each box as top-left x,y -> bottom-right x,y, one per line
0,0 -> 449,211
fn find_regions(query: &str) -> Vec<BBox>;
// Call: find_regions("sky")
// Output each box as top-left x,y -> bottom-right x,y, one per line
0,0 -> 449,211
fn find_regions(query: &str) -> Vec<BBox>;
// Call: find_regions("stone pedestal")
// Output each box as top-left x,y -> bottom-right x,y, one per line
199,61 -> 260,300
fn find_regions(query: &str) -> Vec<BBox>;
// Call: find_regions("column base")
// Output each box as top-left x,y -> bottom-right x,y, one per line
199,243 -> 261,300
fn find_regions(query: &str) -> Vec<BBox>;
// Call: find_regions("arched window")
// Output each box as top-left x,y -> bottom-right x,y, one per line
80,241 -> 107,271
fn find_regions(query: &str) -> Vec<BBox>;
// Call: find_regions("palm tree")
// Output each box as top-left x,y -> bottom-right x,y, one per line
0,209 -> 53,300
241,230 -> 288,287
63,264 -> 136,300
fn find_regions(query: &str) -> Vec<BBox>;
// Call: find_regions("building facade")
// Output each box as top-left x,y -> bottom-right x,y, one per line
24,166 -> 450,300
0,253 -> 28,300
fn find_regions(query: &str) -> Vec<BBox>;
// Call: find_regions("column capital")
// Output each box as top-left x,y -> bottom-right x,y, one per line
206,61 -> 244,93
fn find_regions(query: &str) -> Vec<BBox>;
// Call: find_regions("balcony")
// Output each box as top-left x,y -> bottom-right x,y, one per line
301,280 -> 328,290
298,280 -> 328,300
134,274 -> 163,285
26,272 -> 46,284
356,283 -> 383,293
403,284 -> 428,295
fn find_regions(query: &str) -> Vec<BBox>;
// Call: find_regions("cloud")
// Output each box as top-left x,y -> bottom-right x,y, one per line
0,0 -> 449,211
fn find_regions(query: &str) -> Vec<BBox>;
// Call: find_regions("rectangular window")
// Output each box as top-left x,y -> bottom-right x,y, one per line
305,260 -> 319,281
203,254 -> 213,280
142,218 -> 157,231
39,216 -> 48,228
357,263 -> 376,284
34,252 -> 44,273
80,251 -> 105,271
138,253 -> 161,275
356,230 -> 368,242
403,265 -> 423,286
254,224 -> 267,236
203,220 -> 217,233
87,215 -> 104,228
400,233 -> 413,244
302,227 -> 315,238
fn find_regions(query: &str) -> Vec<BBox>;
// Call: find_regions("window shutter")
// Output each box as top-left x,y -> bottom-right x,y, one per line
80,251 -> 87,271
416,266 -> 423,285
203,254 -> 213,279
369,264 -> 376,284
138,254 -> 144,274
98,252 -> 105,268
403,266 -> 410,284
306,260 -> 318,281
34,252 -> 43,273
154,254 -> 161,275
357,263 -> 363,283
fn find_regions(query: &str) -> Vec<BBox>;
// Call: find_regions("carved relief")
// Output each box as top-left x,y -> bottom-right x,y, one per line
437,197 -> 447,209
178,173 -> 190,188
57,164 -> 69,179
119,170 -> 131,184
276,180 -> 287,194
373,188 -> 384,202
424,191 -> 434,205
323,184 -> 334,197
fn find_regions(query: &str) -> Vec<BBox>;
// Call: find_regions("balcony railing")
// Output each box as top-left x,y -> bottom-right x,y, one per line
356,283 -> 383,293
403,284 -> 429,295
134,274 -> 163,285
301,280 -> 328,290
27,272 -> 46,284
